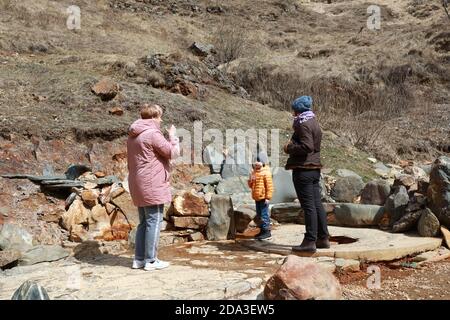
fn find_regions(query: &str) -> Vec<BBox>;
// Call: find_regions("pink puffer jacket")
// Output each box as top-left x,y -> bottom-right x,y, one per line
127,119 -> 179,207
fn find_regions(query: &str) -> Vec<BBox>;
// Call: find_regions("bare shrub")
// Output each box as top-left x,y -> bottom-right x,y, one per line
211,24 -> 247,66
234,61 -> 420,151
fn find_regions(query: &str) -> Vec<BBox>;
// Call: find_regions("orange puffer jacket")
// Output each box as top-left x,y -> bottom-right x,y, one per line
248,166 -> 274,201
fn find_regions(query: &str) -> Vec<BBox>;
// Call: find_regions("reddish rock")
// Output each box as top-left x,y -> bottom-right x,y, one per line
109,106 -> 124,116
264,255 -> 342,300
173,192 -> 209,217
81,189 -> 99,208
94,171 -> 106,178
69,224 -> 89,242
394,174 -> 416,190
91,78 -> 120,101
111,192 -> 139,227
171,216 -> 209,230
61,200 -> 90,231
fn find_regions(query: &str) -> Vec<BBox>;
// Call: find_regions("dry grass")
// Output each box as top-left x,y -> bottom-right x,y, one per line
233,61 -> 422,152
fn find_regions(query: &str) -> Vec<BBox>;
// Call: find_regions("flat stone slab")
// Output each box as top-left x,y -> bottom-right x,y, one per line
238,225 -> 442,262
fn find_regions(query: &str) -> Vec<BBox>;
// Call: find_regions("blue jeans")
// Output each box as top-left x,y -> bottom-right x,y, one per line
135,204 -> 164,263
255,200 -> 270,231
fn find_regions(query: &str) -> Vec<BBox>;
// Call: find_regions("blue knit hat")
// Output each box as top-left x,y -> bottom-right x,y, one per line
292,96 -> 313,113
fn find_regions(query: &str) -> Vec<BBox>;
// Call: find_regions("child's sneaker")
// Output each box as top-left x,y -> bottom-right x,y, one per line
132,260 -> 145,269
256,230 -> 272,241
144,259 -> 170,271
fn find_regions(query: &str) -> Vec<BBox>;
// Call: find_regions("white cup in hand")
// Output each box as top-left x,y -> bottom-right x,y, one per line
167,125 -> 176,137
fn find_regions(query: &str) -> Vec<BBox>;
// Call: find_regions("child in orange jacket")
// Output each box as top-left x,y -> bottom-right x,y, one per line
248,152 -> 274,240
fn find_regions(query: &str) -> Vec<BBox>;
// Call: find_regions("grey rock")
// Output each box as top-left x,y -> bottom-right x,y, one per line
128,228 -> 137,249
64,164 -> 91,180
331,176 -> 365,202
360,180 -> 391,205
271,167 -> 297,204
271,203 -> 303,223
11,281 -> 50,300
0,224 -> 33,252
29,43 -> 48,53
373,162 -> 391,177
234,205 -> 257,233
216,176 -> 250,194
202,184 -> 216,194
19,245 -> 69,266
190,42 -> 215,57
419,164 -> 432,175
203,145 -> 224,174
384,186 -> 410,226
392,210 -> 422,233
417,208 -> 440,237
427,156 -> 450,228
335,169 -> 361,179
230,193 -> 254,208
206,195 -> 235,241
334,204 -> 385,227
193,174 -> 222,185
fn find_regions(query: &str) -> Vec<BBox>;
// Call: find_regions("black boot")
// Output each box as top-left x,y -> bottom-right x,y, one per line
292,238 -> 317,253
316,237 -> 330,249
256,229 -> 272,240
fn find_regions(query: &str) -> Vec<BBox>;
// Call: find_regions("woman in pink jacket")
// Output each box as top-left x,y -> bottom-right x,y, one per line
127,104 -> 179,271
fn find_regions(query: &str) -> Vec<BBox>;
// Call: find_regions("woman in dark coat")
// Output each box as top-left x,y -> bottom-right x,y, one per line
284,96 -> 329,253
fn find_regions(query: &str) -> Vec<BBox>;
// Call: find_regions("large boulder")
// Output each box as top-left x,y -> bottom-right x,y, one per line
206,195 -> 235,240
0,223 -> 33,252
172,191 -> 209,217
417,208 -> 440,237
334,204 -> 385,227
19,245 -> 69,266
384,186 -> 410,226
264,255 -> 342,300
11,281 -> 50,300
271,203 -> 303,224
331,176 -> 364,202
360,180 -> 391,205
271,167 -> 297,204
234,205 -> 257,233
427,156 -> 450,228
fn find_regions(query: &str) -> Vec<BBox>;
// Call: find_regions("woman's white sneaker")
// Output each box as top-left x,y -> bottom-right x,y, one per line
132,260 -> 145,269
144,259 -> 170,271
